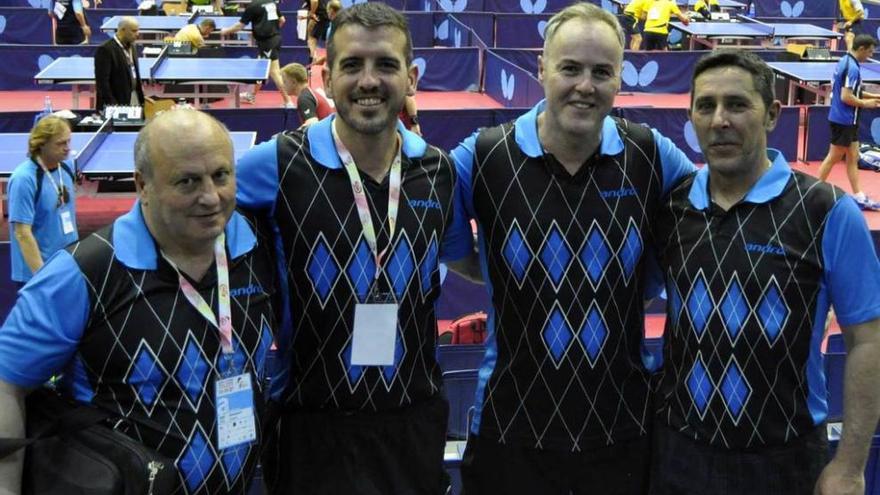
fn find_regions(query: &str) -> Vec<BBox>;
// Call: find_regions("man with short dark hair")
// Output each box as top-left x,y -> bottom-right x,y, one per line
651,49 -> 880,495
235,3 -> 471,494
0,110 -> 279,494
448,3 -> 694,493
94,16 -> 144,112
818,34 -> 880,210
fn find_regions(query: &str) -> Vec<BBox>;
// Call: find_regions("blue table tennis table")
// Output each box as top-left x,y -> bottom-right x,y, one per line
101,15 -> 250,46
0,130 -> 257,178
34,54 -> 269,108
670,20 -> 842,49
768,61 -> 880,105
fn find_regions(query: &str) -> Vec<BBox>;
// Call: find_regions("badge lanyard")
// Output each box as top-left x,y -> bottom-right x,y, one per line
332,119 -> 402,289
33,159 -> 67,207
161,234 -> 235,363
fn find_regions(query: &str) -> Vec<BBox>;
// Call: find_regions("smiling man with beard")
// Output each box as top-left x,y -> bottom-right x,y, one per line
446,3 -> 694,493
233,3 -> 472,494
650,49 -> 880,495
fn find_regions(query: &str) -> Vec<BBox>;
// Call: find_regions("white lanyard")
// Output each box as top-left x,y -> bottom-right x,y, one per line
34,159 -> 66,206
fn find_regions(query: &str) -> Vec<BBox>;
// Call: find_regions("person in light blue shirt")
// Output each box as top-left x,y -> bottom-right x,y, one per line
8,116 -> 78,285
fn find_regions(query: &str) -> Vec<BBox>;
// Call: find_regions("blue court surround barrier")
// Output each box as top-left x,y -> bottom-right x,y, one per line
805,106 -> 880,162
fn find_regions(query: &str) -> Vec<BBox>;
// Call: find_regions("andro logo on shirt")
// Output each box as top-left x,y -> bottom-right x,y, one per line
599,187 -> 637,199
745,243 -> 786,256
230,284 -> 264,297
408,198 -> 442,210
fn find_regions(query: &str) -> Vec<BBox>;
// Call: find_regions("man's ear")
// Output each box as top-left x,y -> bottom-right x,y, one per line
322,65 -> 333,100
134,170 -> 148,205
765,99 -> 781,132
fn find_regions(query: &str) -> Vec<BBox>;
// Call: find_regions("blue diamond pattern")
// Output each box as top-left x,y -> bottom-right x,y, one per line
539,225 -> 573,288
381,330 -> 405,383
619,223 -> 642,281
686,358 -> 713,416
221,442 -> 248,485
579,304 -> 608,366
129,345 -> 164,407
581,224 -> 611,287
347,239 -> 376,303
307,237 -> 340,303
720,360 -> 751,421
757,280 -> 789,344
686,273 -> 713,338
343,339 -> 365,385
176,338 -> 210,406
720,278 -> 749,341
543,307 -> 574,366
387,237 -> 415,298
502,223 -> 531,284
179,428 -> 215,492
419,238 -> 438,295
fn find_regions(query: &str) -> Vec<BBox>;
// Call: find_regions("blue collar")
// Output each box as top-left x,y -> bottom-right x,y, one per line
306,114 -> 427,169
688,149 -> 791,210
514,99 -> 625,158
112,200 -> 257,270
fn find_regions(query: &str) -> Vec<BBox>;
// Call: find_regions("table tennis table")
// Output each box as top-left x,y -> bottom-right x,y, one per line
670,20 -> 842,49
34,50 -> 269,108
768,61 -> 880,105
101,15 -> 251,46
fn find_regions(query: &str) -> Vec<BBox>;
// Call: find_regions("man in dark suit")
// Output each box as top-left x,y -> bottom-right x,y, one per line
94,16 -> 144,112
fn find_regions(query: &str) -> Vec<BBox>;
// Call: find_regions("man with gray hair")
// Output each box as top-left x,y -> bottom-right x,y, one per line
447,2 -> 694,492
94,16 -> 143,112
0,110 -> 278,494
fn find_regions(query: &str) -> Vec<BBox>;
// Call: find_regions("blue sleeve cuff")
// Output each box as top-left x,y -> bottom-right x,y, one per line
823,196 -> 880,327
236,138 -> 280,214
652,128 -> 697,197
0,251 -> 90,388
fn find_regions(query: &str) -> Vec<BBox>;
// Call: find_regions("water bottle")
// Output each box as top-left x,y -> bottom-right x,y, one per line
747,1 -> 755,17
44,96 -> 53,114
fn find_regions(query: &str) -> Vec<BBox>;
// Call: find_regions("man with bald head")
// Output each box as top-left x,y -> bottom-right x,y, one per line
447,2 -> 694,493
95,16 -> 144,112
0,110 -> 278,494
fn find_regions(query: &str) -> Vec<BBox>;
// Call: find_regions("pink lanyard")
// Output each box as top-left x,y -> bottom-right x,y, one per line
161,234 -> 234,355
332,120 -> 402,281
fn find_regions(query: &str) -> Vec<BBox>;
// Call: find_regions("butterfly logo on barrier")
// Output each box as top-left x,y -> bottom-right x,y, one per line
0,16 -> 6,35
438,0 -> 467,12
780,1 -> 804,17
28,0 -> 50,7
424,0 -> 432,11
683,121 -> 702,153
668,29 -> 682,44
435,20 -> 449,40
520,0 -> 547,14
501,69 -> 516,101
538,20 -> 548,40
621,61 -> 658,88
876,26 -> 880,40
341,0 -> 367,7
413,57 -> 427,79
871,118 -> 880,144
37,54 -> 55,71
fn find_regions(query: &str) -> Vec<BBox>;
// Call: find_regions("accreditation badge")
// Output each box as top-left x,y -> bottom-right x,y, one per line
214,372 -> 257,450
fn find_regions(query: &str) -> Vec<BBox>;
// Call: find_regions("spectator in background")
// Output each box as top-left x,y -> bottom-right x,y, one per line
221,0 -> 291,107
50,0 -> 91,45
642,0 -> 689,51
838,0 -> 865,51
620,0 -> 650,50
7,116 -> 78,286
94,16 -> 144,112
308,0 -> 342,66
693,0 -> 721,19
280,62 -> 334,124
173,18 -> 216,50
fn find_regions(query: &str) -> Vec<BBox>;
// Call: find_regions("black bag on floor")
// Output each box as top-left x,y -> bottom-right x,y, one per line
0,387 -> 180,495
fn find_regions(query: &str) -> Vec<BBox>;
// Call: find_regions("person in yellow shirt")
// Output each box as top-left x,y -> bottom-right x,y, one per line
172,18 -> 215,49
642,0 -> 689,50
620,0 -> 652,50
838,0 -> 865,50
693,0 -> 719,19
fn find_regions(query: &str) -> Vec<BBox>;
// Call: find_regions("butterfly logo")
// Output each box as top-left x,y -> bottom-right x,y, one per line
0,16 -> 6,35
453,28 -> 462,47
537,20 -> 548,40
683,121 -> 701,153
438,0 -> 467,12
621,61 -> 658,88
434,20 -> 449,40
501,69 -> 516,101
780,1 -> 804,17
520,0 -> 547,14
413,57 -> 427,79
28,0 -> 51,7
37,54 -> 55,71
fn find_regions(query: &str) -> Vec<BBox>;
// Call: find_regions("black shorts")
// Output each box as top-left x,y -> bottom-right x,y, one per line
844,18 -> 865,35
55,26 -> 85,45
649,423 -> 828,495
311,17 -> 330,41
618,14 -> 641,35
261,395 -> 449,495
461,433 -> 651,495
830,122 -> 859,146
256,35 -> 282,60
643,32 -> 668,50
